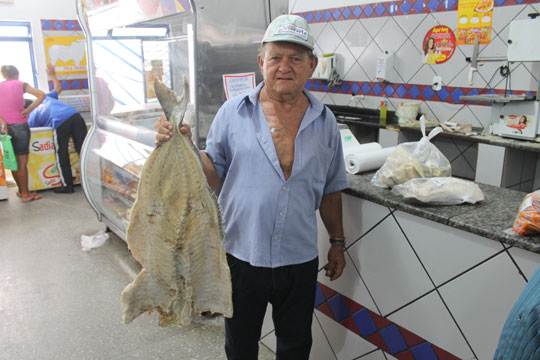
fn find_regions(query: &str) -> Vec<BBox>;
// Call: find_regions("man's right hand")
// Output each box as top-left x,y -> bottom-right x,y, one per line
155,113 -> 192,147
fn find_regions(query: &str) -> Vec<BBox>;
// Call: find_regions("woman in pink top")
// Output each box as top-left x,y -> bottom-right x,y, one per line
0,65 -> 45,202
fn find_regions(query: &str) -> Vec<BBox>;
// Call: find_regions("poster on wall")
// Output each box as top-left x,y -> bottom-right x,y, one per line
456,0 -> 494,45
41,19 -> 88,96
44,36 -> 87,76
223,73 -> 256,99
145,59 -> 164,100
422,26 -> 456,65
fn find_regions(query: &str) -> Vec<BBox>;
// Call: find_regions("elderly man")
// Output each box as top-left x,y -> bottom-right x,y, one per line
157,14 -> 348,359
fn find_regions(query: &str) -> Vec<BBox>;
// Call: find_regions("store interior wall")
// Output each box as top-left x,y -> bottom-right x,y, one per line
0,0 -> 76,91
3,0 -> 540,191
291,0 -> 540,190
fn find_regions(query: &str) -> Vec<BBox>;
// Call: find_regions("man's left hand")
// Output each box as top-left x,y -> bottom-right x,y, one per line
324,244 -> 346,281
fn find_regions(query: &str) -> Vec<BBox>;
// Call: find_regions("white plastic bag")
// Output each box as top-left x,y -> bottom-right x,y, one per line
391,177 -> 484,205
81,229 -> 109,252
371,116 -> 451,188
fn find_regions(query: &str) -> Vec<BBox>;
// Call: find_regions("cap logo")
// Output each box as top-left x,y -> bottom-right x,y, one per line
274,24 -> 308,41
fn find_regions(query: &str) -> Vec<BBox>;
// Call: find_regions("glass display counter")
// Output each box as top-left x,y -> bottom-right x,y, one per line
82,112 -> 159,239
76,0 -> 197,240
76,0 -> 283,239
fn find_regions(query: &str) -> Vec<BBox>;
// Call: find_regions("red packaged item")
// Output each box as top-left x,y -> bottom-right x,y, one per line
512,190 -> 540,236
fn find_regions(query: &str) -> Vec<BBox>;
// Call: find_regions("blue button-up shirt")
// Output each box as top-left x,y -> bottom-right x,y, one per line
204,82 -> 348,268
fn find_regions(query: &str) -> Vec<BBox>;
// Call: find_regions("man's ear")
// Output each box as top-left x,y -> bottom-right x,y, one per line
257,54 -> 264,71
309,55 -> 318,77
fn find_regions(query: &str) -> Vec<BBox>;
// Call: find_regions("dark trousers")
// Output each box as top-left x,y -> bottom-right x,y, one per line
224,254 -> 318,360
53,113 -> 87,186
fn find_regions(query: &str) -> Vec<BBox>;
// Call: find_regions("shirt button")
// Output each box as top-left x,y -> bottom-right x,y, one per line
274,236 -> 278,240
282,186 -> 287,190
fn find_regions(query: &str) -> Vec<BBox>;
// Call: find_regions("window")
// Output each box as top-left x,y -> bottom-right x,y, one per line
92,24 -> 170,106
0,21 -> 38,87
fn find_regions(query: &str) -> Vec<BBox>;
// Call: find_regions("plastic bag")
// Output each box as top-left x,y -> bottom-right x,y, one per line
1,135 -> 18,171
511,190 -> 540,236
81,229 -> 109,251
396,102 -> 420,126
371,116 -> 451,188
391,177 -> 484,205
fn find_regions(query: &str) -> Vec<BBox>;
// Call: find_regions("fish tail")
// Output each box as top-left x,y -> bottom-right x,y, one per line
154,77 -> 190,133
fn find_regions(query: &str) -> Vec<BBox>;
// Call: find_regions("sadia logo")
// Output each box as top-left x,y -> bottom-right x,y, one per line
31,139 -> 56,154
275,24 -> 308,41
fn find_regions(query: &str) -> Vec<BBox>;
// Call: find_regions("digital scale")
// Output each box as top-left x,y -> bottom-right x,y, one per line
462,15 -> 540,141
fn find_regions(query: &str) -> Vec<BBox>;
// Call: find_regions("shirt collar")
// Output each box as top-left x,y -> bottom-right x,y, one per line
237,81 -> 324,117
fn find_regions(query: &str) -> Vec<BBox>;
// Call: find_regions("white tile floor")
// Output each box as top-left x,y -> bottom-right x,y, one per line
0,180 -> 274,360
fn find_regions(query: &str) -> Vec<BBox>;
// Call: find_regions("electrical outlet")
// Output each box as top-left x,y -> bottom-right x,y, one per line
432,76 -> 442,91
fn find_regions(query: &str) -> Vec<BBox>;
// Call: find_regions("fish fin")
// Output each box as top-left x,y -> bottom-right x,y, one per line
154,77 -> 189,131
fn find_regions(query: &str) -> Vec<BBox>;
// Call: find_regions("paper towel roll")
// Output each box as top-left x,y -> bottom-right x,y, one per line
343,142 -> 382,157
345,147 -> 396,174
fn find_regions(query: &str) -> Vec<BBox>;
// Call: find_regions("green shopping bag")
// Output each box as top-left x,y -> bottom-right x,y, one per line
1,135 -> 18,171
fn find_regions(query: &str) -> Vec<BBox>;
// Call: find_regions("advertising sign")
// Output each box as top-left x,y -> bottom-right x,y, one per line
27,129 -> 82,191
41,19 -> 88,96
44,36 -> 87,76
28,129 -> 62,191
223,73 -> 256,99
422,26 -> 456,65
456,0 -> 494,45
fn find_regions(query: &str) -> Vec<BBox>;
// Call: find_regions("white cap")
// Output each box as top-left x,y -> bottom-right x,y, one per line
262,14 -> 314,51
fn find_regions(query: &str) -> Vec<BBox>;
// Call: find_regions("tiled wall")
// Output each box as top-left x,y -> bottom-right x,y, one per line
259,195 -> 540,359
292,0 -> 539,130
292,0 -> 540,189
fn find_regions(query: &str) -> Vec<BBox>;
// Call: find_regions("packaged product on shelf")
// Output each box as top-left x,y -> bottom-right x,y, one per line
512,190 -> 540,236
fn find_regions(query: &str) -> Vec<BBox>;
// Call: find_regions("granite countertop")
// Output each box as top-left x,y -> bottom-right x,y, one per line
345,173 -> 540,254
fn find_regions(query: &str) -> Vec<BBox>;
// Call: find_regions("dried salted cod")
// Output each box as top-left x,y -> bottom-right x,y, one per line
120,78 -> 232,327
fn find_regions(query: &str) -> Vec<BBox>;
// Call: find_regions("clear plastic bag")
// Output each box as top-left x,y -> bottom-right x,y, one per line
81,229 -> 109,251
511,190 -> 540,236
371,116 -> 451,188
391,177 -> 484,205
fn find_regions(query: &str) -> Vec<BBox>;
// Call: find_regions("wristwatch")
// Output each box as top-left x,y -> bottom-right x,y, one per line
329,237 -> 345,245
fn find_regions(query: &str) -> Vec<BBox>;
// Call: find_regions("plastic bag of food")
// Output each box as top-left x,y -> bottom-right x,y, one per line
391,177 -> 484,205
512,190 -> 540,236
371,116 -> 451,188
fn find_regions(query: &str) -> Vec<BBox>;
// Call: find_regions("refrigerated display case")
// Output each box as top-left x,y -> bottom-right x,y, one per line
77,0 -> 286,240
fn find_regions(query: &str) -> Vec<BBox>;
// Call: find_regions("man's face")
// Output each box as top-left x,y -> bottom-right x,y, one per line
258,42 -> 317,98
